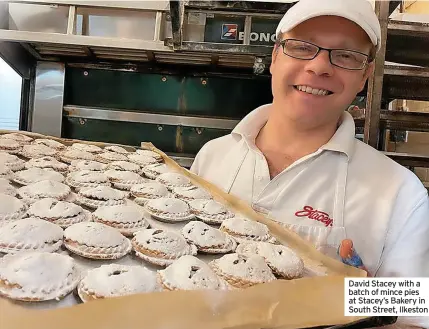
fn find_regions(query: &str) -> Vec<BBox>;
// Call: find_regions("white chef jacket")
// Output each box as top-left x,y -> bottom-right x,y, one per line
190,103 -> 429,278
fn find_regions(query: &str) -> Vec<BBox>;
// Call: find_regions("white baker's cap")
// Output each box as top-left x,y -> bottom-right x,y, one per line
275,0 -> 381,51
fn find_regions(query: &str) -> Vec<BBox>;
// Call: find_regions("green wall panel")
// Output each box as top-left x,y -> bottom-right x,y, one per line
62,117 -> 178,152
65,68 -> 183,114
181,126 -> 231,154
64,68 -> 272,119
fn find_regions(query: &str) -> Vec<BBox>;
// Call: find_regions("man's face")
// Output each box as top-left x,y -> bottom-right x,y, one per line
270,16 -> 374,129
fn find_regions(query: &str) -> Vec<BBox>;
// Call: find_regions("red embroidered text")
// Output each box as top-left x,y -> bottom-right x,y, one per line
295,206 -> 333,227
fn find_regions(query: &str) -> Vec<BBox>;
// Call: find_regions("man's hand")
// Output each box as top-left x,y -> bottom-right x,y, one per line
338,239 -> 370,275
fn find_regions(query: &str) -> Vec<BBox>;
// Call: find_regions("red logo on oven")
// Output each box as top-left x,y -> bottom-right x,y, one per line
295,206 -> 333,227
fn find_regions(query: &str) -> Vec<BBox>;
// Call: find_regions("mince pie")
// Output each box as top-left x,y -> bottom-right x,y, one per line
0,139 -> 21,154
181,221 -> 236,254
127,153 -> 158,167
20,144 -> 58,159
0,194 -> 27,222
27,198 -> 90,228
59,148 -> 96,164
76,185 -> 127,209
172,186 -> 212,202
158,255 -> 228,291
0,252 -> 80,302
209,253 -> 276,288
0,132 -> 33,144
65,170 -> 110,189
69,159 -> 106,172
70,143 -> 102,154
17,180 -> 71,203
96,151 -> 128,164
25,156 -> 68,172
220,217 -> 275,244
104,145 -> 130,155
78,264 -> 159,302
104,169 -> 146,190
0,164 -> 13,180
130,182 -> 169,206
236,242 -> 304,279
32,138 -> 66,151
13,167 -> 65,186
189,199 -> 234,225
64,222 -> 132,260
0,152 -> 25,171
92,204 -> 150,236
0,178 -> 16,196
156,172 -> 192,190
136,149 -> 163,162
131,228 -> 197,267
0,218 -> 63,254
142,163 -> 170,180
144,197 -> 194,222
105,160 -> 141,174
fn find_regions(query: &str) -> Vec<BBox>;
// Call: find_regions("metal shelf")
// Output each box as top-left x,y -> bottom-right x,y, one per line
384,152 -> 429,168
386,20 -> 429,67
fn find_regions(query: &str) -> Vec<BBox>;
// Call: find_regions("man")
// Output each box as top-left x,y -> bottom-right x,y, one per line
191,0 -> 429,279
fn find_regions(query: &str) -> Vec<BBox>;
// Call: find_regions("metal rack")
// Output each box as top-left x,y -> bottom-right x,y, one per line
0,0 -> 428,173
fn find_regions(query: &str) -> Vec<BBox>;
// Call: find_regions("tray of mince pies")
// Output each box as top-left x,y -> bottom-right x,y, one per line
0,132 -> 307,309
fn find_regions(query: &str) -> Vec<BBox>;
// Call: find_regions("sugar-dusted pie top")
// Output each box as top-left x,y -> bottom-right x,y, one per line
144,163 -> 170,174
79,186 -> 127,200
94,204 -> 146,224
133,229 -> 192,255
64,222 -> 127,248
127,154 -> 158,166
0,178 -> 15,196
1,132 -> 33,143
106,161 -> 140,173
105,169 -> 145,182
0,151 -> 22,164
61,149 -> 96,161
189,199 -> 228,215
18,180 -> 71,199
146,197 -> 189,214
211,253 -> 276,282
98,152 -> 128,161
156,173 -> 191,187
0,164 -> 13,178
221,217 -> 269,237
70,160 -> 106,171
160,255 -> 224,290
104,145 -> 129,154
28,198 -> 84,218
173,186 -> 211,200
21,144 -> 57,157
71,143 -> 102,153
181,221 -> 231,248
236,242 -> 304,276
136,149 -> 162,160
0,252 -> 77,291
32,138 -> 66,150
14,167 -> 65,184
130,182 -> 169,197
80,264 -> 158,296
0,218 -> 63,246
0,139 -> 20,149
0,194 -> 25,217
25,156 -> 68,170
68,170 -> 109,183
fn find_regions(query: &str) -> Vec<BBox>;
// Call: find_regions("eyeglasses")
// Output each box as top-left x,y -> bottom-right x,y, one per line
278,39 -> 370,70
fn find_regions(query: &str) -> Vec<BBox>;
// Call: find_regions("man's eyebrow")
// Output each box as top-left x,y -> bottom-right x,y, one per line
302,36 -> 368,51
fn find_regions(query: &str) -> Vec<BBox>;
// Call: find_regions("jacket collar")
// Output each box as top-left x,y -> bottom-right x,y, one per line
232,103 -> 356,159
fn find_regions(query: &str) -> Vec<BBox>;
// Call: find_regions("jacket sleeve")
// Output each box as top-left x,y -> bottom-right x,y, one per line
189,142 -> 210,175
375,191 -> 429,277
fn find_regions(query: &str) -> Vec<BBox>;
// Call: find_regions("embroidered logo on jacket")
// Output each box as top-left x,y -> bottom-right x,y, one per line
295,206 -> 333,227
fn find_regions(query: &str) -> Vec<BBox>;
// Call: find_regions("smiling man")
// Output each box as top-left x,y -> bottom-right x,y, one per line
191,0 -> 429,279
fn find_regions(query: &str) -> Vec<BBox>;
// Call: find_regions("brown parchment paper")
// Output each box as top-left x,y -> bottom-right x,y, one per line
0,131 -> 368,329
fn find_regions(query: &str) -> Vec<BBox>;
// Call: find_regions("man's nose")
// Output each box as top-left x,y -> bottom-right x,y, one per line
304,50 -> 334,77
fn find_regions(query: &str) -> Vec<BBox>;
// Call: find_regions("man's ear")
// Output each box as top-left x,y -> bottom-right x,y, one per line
359,62 -> 374,92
